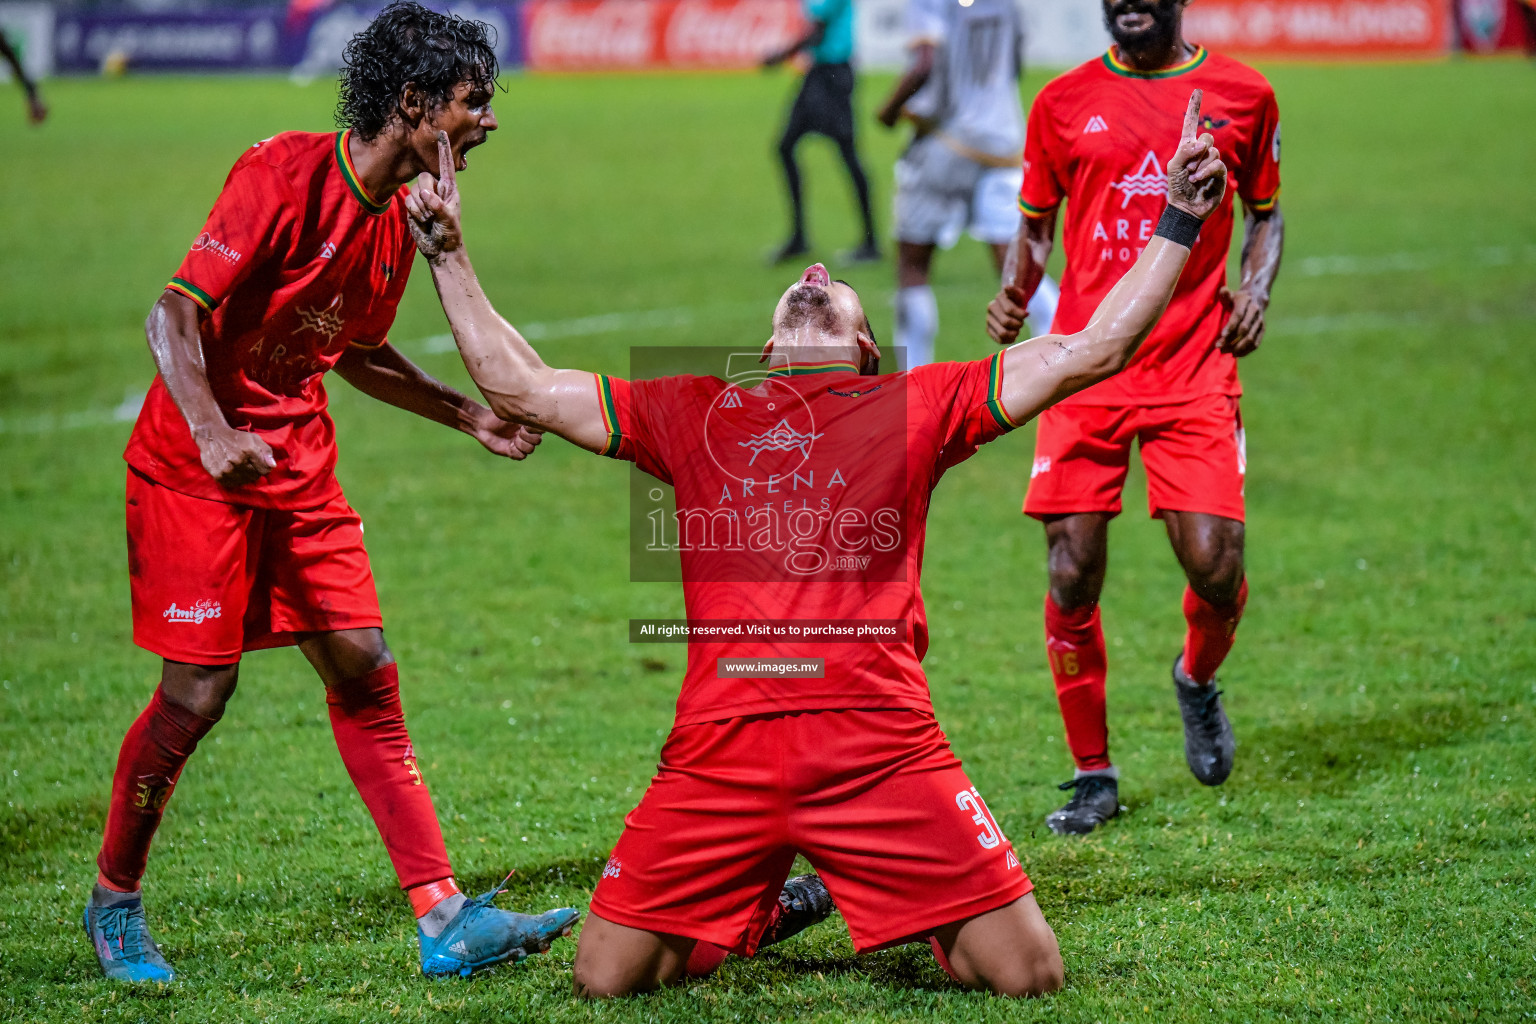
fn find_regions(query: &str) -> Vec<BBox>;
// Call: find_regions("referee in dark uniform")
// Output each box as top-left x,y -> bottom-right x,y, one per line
762,0 -> 879,265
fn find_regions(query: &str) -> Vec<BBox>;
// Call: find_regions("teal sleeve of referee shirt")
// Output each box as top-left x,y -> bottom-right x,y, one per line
804,0 -> 855,64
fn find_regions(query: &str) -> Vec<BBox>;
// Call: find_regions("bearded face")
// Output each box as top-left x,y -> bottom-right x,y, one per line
1102,0 -> 1185,58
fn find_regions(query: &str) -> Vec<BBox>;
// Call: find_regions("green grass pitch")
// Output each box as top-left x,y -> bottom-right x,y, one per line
2,58 -> 1534,1022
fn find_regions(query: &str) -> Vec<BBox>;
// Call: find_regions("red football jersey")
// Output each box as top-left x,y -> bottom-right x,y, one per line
125,130 -> 415,508
603,354 -> 1017,727
1019,46 -> 1280,406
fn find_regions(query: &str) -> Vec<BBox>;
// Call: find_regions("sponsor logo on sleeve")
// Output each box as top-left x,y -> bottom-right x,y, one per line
190,232 -> 242,265
1084,115 -> 1108,133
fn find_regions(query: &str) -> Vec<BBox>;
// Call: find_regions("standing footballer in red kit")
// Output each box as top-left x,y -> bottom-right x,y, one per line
986,0 -> 1284,835
85,2 -> 577,984
401,92 -> 1227,996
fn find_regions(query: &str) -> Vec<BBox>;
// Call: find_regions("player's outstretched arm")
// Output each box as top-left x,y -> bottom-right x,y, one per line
404,133 -> 612,455
333,342 -> 541,460
145,290 -> 276,487
996,90 -> 1227,427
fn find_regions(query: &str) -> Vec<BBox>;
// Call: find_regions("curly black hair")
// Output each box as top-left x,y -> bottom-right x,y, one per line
336,1 -> 499,142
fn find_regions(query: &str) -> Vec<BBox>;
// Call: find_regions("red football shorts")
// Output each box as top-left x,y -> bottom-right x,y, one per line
590,708 -> 1032,955
126,468 -> 382,663
1023,394 -> 1246,521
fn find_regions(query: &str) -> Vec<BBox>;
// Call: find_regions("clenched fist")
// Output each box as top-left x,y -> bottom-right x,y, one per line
196,425 -> 275,487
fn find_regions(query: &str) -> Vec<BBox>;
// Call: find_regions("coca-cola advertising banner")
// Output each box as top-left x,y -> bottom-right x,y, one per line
522,0 -> 805,71
1183,0 -> 1451,57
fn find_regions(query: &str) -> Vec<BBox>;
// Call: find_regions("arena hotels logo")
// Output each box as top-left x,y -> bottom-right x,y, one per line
738,417 -> 822,466
641,369 -> 904,577
1093,151 -> 1173,264
293,294 -> 347,344
1109,151 -> 1168,209
190,232 -> 242,266
163,599 -> 222,625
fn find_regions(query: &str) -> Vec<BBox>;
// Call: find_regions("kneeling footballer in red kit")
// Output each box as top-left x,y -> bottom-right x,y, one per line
404,91 -> 1227,995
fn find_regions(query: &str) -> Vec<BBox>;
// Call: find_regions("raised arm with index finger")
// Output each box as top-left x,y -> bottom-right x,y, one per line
409,92 -> 1225,450
990,89 -> 1224,426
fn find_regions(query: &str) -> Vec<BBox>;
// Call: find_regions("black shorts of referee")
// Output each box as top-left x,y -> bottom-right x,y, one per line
782,61 -> 856,145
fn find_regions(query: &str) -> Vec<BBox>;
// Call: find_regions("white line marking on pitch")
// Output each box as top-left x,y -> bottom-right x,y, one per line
1293,244 -> 1536,278
416,306 -> 697,354
0,390 -> 147,436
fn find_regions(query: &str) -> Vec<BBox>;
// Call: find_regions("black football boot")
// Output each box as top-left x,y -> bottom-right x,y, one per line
760,874 -> 836,946
1044,775 -> 1120,835
1173,653 -> 1235,785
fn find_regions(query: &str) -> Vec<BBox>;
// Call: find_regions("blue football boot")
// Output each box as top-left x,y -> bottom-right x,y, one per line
82,899 -> 175,983
419,878 -> 580,978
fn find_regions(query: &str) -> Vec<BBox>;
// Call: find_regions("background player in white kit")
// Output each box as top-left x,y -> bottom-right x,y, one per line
876,0 -> 1058,368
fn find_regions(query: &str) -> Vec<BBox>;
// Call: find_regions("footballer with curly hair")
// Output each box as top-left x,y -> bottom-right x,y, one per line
84,1 -> 578,983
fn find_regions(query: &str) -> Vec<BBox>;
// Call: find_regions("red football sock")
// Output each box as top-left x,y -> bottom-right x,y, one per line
96,687 -> 218,891
407,877 -> 461,918
1182,578 -> 1249,685
685,941 -> 731,977
325,663 -> 453,890
930,936 -> 960,982
1044,595 -> 1111,772
687,894 -> 801,976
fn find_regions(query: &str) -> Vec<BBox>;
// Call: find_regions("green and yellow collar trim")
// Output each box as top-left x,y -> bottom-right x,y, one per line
335,130 -> 393,216
1102,44 -> 1207,79
765,359 -> 859,378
